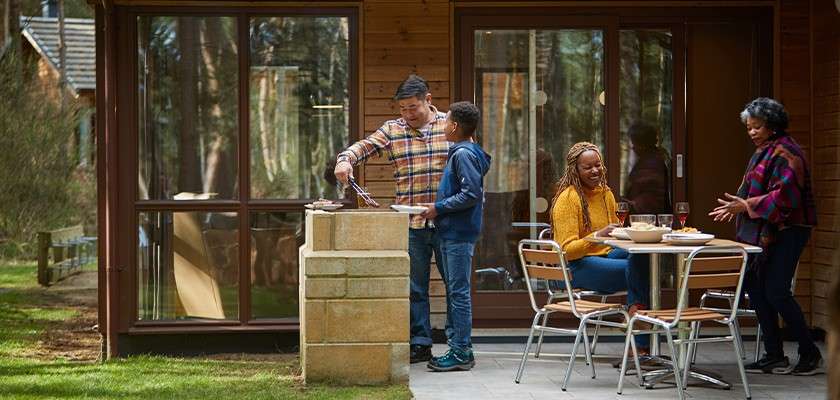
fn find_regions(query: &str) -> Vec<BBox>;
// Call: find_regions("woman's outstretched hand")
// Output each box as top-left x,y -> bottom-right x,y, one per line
708,192 -> 749,222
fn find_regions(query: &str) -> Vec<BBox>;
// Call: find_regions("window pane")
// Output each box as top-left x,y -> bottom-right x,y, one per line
250,212 -> 303,319
249,17 -> 350,199
474,30 -> 604,291
619,30 -> 673,215
137,17 -> 239,200
138,211 -> 239,321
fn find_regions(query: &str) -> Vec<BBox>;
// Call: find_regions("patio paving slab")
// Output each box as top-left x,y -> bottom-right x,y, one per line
410,340 -> 827,400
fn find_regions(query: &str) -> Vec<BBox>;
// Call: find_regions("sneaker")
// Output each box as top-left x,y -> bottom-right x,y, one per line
791,350 -> 824,376
744,354 -> 789,374
427,348 -> 475,372
410,345 -> 432,364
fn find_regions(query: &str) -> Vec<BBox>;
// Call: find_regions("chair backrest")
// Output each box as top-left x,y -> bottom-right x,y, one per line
674,246 -> 749,325
518,239 -> 577,314
538,227 -> 552,240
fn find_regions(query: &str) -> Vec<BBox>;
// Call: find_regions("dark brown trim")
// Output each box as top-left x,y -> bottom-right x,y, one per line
605,16 -> 620,192
672,21 -> 687,203
128,324 -> 300,335
238,14 -> 250,325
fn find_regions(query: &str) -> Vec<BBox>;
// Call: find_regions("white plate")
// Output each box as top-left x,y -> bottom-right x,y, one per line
305,203 -> 343,211
390,204 -> 428,214
609,228 -> 631,240
662,233 -> 715,246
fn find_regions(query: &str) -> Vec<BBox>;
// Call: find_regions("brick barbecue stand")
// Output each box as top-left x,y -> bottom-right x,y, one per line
299,209 -> 410,384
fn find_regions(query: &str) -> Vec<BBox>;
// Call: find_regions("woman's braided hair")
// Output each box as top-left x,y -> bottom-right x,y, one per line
553,142 -> 609,232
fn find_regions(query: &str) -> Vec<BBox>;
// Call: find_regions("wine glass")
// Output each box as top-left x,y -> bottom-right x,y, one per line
675,202 -> 690,229
616,202 -> 630,226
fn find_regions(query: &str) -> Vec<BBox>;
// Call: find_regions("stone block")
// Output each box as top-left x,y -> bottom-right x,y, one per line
305,210 -> 334,251
303,343 -> 393,384
305,278 -> 346,299
304,250 -> 408,277
347,277 -> 409,299
325,299 -> 409,343
390,343 -> 410,382
302,300 -> 325,343
333,212 -> 408,251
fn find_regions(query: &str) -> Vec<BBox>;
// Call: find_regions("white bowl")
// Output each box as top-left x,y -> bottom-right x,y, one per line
624,227 -> 672,243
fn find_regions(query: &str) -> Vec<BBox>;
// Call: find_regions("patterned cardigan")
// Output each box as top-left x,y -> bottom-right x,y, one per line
735,133 -> 817,249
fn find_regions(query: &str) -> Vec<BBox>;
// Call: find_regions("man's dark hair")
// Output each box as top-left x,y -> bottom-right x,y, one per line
394,74 -> 429,100
628,121 -> 658,149
448,101 -> 480,137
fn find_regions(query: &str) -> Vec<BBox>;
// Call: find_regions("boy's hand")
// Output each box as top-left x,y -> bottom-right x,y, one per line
419,203 -> 437,219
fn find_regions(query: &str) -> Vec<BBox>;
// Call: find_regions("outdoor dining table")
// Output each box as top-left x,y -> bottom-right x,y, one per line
587,235 -> 762,389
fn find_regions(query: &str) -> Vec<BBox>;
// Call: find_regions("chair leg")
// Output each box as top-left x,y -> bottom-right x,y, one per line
683,321 -> 699,386
589,295 -> 608,354
730,323 -> 752,400
754,322 -> 762,363
692,295 -> 708,364
515,313 -> 541,384
727,297 -> 747,360
562,320 -> 586,392
534,311 -> 550,358
664,327 -> 686,400
617,320 -> 636,394
582,324 -> 596,378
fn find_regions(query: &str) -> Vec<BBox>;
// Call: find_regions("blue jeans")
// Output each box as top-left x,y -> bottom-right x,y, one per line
409,228 -> 447,347
440,239 -> 476,351
567,248 -> 650,346
746,226 -> 816,357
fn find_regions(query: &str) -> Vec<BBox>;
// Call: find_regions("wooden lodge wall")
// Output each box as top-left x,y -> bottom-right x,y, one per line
354,0 -> 840,331
809,0 -> 840,330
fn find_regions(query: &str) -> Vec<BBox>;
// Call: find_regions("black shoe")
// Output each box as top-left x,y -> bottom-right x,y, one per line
410,345 -> 432,364
791,350 -> 823,376
744,354 -> 789,374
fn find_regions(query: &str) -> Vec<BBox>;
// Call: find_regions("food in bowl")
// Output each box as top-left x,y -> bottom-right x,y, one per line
624,225 -> 671,243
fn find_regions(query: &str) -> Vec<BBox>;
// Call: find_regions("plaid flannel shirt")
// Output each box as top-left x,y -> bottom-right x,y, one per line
337,106 -> 450,229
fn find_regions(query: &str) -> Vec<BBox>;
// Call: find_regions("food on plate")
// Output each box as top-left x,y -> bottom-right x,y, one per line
674,226 -> 699,233
312,198 -> 338,207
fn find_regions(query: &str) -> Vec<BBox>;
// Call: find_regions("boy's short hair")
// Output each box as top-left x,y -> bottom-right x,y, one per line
448,101 -> 480,137
394,75 -> 430,100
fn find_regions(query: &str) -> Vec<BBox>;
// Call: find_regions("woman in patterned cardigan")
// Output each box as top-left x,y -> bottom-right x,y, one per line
708,97 -> 821,376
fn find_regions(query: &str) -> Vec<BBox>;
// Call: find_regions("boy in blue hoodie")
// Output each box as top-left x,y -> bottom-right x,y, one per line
421,101 -> 491,372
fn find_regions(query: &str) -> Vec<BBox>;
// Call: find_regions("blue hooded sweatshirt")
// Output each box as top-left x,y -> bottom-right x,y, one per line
434,141 -> 492,242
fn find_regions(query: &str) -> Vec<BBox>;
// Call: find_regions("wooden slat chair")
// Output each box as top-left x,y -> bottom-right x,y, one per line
692,266 -> 798,365
617,246 -> 751,400
515,239 -> 630,391
531,228 -> 627,358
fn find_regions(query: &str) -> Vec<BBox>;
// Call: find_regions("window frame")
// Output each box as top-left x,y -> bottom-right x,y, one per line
118,6 -> 359,331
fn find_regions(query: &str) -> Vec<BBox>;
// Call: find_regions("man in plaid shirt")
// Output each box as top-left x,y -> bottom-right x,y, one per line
334,75 -> 450,364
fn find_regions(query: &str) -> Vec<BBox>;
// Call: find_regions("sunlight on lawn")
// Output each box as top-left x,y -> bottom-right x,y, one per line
0,263 -> 412,400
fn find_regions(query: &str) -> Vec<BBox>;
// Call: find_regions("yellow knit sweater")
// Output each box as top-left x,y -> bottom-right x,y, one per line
550,185 -> 618,261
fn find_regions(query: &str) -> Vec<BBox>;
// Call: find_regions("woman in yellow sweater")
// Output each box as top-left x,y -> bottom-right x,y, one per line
551,142 -> 650,349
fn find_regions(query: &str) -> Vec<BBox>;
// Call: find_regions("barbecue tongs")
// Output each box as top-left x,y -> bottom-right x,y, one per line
347,177 -> 380,208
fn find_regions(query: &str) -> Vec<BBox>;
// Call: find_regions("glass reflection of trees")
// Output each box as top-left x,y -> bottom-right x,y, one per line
250,17 -> 350,200
474,30 -> 605,291
138,17 -> 239,200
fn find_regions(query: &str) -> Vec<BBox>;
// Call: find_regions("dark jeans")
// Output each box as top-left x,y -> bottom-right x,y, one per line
408,228 -> 447,347
745,225 -> 817,357
567,248 -> 650,346
439,239 -> 476,351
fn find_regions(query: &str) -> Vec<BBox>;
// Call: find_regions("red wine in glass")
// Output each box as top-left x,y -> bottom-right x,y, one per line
616,202 -> 630,226
616,210 -> 629,226
675,202 -> 690,228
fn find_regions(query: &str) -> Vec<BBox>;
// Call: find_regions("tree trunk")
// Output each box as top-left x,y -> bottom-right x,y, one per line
3,0 -> 21,55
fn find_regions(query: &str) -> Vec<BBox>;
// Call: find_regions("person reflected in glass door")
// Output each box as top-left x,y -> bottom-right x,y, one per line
551,142 -> 651,352
623,122 -> 671,215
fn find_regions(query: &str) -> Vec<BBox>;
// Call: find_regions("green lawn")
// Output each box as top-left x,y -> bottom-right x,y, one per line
0,263 -> 412,400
